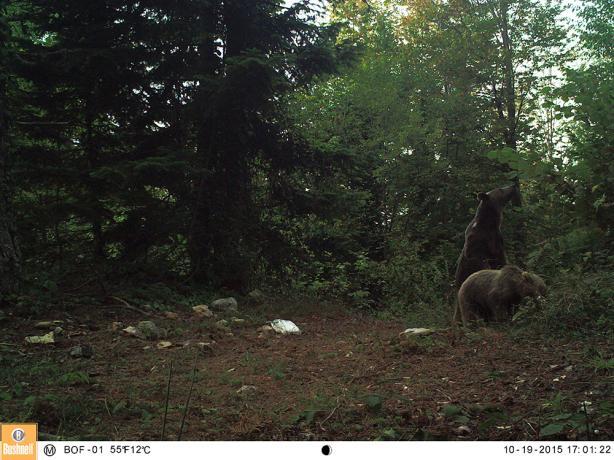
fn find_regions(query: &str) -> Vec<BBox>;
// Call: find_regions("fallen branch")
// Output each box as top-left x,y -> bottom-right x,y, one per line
319,398 -> 341,431
105,296 -> 151,316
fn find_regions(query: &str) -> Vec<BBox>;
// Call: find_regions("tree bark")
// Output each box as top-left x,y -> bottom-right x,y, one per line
498,0 -> 517,150
187,0 -> 221,282
0,15 -> 21,298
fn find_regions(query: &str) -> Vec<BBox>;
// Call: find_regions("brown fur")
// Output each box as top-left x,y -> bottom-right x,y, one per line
456,265 -> 545,326
454,180 -> 522,289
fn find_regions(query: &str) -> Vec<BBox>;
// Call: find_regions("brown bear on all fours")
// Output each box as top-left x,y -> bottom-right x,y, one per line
456,265 -> 546,327
454,179 -> 522,290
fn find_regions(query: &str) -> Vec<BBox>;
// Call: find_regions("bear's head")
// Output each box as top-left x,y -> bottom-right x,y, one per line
520,271 -> 546,298
474,179 -> 522,227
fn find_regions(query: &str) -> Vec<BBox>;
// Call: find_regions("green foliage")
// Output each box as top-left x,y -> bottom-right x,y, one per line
537,392 -> 612,440
267,363 -> 287,381
55,371 -> 90,386
364,394 -> 384,413
0,0 -> 611,343
512,266 -> 614,338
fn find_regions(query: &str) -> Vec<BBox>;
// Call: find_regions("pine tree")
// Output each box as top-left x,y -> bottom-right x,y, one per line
0,1 -> 21,299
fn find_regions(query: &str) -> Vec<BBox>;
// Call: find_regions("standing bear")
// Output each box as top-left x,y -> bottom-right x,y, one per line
454,179 -> 522,289
456,265 -> 546,326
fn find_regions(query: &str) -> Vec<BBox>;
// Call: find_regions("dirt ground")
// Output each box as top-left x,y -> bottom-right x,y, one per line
0,301 -> 612,441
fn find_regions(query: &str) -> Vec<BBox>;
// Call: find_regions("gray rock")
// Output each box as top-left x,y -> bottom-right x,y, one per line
453,425 -> 472,436
69,345 -> 94,359
211,297 -> 238,313
52,327 -> 64,342
215,319 -> 230,332
236,385 -> 257,397
136,320 -> 165,340
196,342 -> 215,354
247,289 -> 265,303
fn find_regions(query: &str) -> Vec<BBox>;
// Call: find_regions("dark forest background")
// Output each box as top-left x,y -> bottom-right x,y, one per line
0,0 -> 612,335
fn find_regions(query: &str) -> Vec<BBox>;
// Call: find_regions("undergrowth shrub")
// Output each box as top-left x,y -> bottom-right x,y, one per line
513,224 -> 614,339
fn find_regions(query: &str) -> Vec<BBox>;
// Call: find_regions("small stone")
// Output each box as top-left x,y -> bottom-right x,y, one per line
111,321 -> 123,331
163,312 -> 179,320
136,321 -> 164,340
53,327 -> 64,340
454,425 -> 471,436
69,345 -> 94,358
270,319 -> 301,335
399,328 -> 434,337
215,319 -> 230,331
247,289 -> 265,303
192,305 -> 213,318
236,385 -> 257,396
211,297 -> 238,313
122,326 -> 139,336
157,341 -> 173,349
230,317 -> 245,324
197,342 -> 215,354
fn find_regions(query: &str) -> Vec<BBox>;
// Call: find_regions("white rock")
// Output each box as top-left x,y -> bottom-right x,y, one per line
122,326 -> 139,336
454,425 -> 472,436
270,319 -> 301,335
400,327 -> 434,337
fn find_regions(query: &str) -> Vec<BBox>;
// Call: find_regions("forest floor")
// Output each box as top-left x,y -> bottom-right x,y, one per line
0,299 -> 612,441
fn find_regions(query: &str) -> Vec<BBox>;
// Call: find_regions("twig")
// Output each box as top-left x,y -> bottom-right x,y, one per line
103,398 -> 120,439
524,419 -> 538,438
105,296 -> 150,316
177,360 -> 198,441
319,398 -> 341,431
161,361 -> 174,440
434,387 -> 453,401
63,277 -> 98,292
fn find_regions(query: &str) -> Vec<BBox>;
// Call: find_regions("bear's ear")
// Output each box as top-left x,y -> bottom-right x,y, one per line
477,192 -> 488,201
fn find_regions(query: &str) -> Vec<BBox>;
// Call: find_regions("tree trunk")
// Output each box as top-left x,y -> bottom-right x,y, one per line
187,0 -> 221,282
0,23 -> 21,298
499,0 -> 517,150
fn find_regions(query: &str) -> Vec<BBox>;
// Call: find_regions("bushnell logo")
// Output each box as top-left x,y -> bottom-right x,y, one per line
1,423 -> 37,460
11,429 -> 26,442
